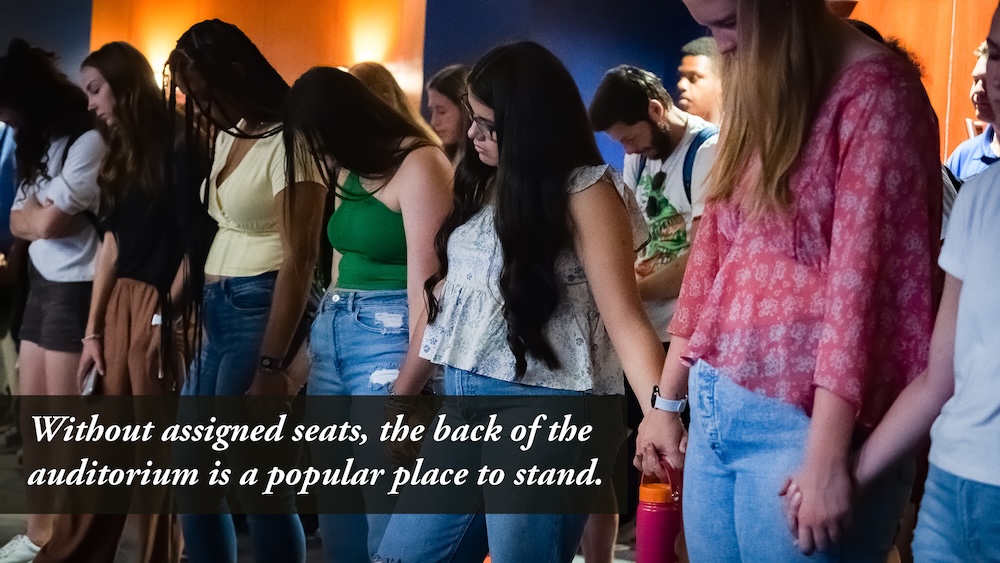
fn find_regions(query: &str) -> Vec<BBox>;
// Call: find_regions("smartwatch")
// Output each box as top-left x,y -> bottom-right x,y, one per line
651,385 -> 687,413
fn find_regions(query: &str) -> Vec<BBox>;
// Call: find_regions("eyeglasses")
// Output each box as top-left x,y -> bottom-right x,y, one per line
460,94 -> 496,138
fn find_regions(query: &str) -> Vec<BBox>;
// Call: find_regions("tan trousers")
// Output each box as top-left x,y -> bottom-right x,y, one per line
35,279 -> 182,563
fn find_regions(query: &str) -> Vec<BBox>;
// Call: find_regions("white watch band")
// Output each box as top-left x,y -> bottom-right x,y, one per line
652,386 -> 687,413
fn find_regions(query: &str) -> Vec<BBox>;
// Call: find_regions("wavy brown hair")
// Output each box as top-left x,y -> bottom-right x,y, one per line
82,42 -> 168,212
349,61 -> 441,146
709,0 -> 838,218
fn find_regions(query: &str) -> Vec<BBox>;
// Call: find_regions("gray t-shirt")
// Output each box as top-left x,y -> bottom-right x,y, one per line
11,130 -> 105,282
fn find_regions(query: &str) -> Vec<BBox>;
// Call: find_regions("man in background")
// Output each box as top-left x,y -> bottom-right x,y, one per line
947,41 -> 999,181
584,64 -> 717,563
676,38 -> 723,125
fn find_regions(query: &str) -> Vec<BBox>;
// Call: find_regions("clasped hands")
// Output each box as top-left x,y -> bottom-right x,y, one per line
632,410 -> 858,556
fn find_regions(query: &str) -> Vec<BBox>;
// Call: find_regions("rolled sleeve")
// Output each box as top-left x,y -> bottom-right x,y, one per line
43,130 -> 105,215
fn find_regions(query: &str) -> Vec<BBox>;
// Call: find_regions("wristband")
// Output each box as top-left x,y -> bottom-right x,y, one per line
651,385 -> 687,413
258,356 -> 285,371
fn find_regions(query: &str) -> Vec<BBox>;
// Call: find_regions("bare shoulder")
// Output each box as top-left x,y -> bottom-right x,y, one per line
839,22 -> 895,68
399,143 -> 451,175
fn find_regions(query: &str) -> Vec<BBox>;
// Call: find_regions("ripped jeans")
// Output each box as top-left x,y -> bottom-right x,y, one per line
307,289 -> 409,563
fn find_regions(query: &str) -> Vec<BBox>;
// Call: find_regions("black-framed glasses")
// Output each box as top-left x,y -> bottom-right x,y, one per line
460,94 -> 496,138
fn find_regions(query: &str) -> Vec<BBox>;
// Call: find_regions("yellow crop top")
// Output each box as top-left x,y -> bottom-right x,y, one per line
203,123 -> 319,277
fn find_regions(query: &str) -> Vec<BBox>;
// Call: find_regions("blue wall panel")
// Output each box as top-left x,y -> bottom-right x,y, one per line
422,0 -> 708,167
0,0 -> 93,77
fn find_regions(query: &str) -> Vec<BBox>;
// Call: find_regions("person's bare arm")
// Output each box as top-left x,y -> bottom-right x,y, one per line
389,147 -> 454,395
854,274 -> 959,486
569,179 -> 665,409
78,233 -> 118,387
255,181 -> 326,372
635,217 -> 701,301
10,196 -> 78,241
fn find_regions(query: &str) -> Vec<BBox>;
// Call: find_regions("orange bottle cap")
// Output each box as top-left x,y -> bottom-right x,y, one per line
639,482 -> 674,504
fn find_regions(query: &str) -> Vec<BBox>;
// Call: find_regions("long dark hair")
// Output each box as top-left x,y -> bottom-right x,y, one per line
165,20 -> 286,375
167,19 -> 287,137
0,39 -> 93,186
82,42 -> 168,211
283,66 -> 438,192
425,42 -> 604,378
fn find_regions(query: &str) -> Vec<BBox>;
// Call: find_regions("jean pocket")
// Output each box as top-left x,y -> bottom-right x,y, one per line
228,285 -> 273,313
353,306 -> 408,334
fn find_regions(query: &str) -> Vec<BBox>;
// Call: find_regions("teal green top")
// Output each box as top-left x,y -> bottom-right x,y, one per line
327,173 -> 407,290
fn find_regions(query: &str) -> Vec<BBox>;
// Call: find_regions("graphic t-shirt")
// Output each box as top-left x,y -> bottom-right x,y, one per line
622,114 -> 717,340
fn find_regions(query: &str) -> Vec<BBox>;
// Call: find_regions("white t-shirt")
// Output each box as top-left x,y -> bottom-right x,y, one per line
11,131 -> 105,282
622,114 -> 717,341
930,162 -> 1000,487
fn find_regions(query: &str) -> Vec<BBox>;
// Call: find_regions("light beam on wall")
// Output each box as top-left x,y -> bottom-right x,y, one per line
350,14 -> 393,62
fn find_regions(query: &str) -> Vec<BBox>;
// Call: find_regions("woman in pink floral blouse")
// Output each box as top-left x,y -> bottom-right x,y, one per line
632,0 -> 942,560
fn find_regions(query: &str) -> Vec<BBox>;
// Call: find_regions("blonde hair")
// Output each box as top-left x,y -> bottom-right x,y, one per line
348,62 -> 441,145
709,0 -> 839,219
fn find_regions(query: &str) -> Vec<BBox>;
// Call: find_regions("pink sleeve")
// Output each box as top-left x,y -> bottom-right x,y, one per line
811,73 -> 940,412
668,202 -> 722,339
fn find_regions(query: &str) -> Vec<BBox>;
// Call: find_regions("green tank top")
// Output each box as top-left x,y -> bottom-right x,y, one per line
327,173 -> 407,290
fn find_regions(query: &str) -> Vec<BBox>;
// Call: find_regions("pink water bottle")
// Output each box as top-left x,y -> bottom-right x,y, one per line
636,469 -> 681,563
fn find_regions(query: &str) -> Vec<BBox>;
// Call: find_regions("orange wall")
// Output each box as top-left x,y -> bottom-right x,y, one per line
851,0 -> 994,158
90,0 -> 427,105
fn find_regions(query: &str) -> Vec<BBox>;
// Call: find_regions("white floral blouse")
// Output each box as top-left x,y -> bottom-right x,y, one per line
419,165 -> 648,395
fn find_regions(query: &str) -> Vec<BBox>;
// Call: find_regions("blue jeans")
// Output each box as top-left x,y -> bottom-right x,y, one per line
912,464 -> 1000,562
683,360 -> 914,562
373,366 -> 591,563
179,273 -> 306,563
307,289 -> 410,563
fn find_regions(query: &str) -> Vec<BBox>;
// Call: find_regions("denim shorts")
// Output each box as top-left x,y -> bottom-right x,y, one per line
20,263 -> 91,353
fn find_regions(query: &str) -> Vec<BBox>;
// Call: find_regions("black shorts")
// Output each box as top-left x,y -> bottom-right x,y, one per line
19,264 -> 92,353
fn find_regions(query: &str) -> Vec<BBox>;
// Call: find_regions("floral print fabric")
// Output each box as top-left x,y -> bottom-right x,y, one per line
668,54 -> 942,429
420,165 -> 646,395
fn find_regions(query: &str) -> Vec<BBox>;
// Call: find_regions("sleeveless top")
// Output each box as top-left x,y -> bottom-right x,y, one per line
328,172 -> 407,290
419,164 -> 647,395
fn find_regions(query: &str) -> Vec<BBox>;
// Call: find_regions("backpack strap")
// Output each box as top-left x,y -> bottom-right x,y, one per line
634,155 -> 647,189
682,125 -> 719,205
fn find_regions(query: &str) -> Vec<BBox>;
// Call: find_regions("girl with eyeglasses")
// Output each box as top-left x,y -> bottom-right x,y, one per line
373,41 -> 671,563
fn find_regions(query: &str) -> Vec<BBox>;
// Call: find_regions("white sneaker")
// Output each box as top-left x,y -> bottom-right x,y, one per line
0,534 -> 41,563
